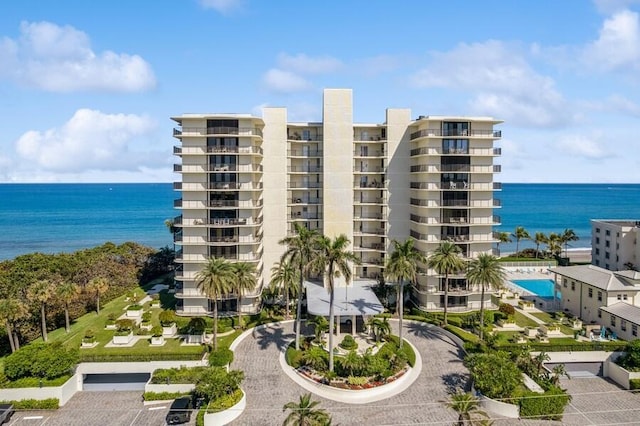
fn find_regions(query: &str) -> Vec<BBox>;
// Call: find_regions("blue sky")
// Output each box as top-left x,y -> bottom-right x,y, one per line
1,0 -> 640,183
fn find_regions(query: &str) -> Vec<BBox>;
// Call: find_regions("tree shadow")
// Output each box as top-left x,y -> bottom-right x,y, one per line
405,321 -> 441,340
253,324 -> 294,351
350,297 -> 384,315
442,372 -> 471,394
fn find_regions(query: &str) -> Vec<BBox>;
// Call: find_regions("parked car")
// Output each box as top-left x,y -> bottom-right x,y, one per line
165,397 -> 192,424
0,404 -> 13,425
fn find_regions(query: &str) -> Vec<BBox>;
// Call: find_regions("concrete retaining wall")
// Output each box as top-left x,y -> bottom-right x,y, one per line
0,373 -> 82,406
478,394 -> 520,419
76,359 -> 206,375
204,390 -> 246,426
145,383 -> 195,394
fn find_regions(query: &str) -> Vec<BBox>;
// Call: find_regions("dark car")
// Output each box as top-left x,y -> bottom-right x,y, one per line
166,397 -> 193,424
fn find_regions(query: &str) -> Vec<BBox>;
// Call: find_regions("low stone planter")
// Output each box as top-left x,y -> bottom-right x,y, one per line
105,323 -> 117,330
112,332 -> 134,345
126,308 -> 143,318
203,389 -> 246,426
140,323 -> 153,331
81,340 -> 98,348
151,335 -> 165,346
162,323 -> 177,336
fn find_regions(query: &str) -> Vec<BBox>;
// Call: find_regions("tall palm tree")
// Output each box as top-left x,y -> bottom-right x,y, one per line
279,223 -> 320,350
195,256 -> 234,351
27,279 -> 55,342
56,281 -> 81,333
560,228 -> 579,258
384,239 -> 426,348
428,241 -> 465,326
466,254 -> 506,340
309,234 -> 359,372
495,232 -> 512,256
164,218 -> 177,234
0,298 -> 28,353
546,232 -> 563,257
86,277 -> 109,314
271,259 -> 299,319
446,391 -> 489,426
232,261 -> 257,330
533,232 -> 547,259
282,393 -> 332,426
512,226 -> 531,255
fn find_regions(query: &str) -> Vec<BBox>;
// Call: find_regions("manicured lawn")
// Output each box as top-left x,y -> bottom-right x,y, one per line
530,312 -> 575,335
513,311 -> 539,328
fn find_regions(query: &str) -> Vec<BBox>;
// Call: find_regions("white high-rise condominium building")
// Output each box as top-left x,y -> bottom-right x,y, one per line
591,220 -> 640,271
171,89 -> 502,316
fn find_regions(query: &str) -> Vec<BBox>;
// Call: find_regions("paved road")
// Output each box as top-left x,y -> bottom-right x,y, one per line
230,320 -> 467,425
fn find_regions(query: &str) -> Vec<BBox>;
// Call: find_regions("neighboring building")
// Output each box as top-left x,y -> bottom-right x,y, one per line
552,265 -> 640,341
171,89 -> 503,316
591,220 -> 640,271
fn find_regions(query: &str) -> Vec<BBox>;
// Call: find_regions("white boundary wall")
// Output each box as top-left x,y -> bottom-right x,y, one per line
0,373 -> 82,406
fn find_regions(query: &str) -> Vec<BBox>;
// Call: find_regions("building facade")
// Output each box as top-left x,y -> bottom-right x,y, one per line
171,89 -> 502,316
591,220 -> 640,271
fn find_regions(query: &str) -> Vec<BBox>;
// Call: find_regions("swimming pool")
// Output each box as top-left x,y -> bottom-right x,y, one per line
511,279 -> 559,299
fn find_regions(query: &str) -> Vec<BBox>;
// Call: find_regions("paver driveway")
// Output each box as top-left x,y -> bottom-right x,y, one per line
230,320 -> 468,425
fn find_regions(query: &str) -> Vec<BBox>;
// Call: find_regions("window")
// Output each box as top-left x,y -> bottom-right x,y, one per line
596,260 -> 600,266
621,320 -> 627,332
617,294 -> 622,300
611,316 -> 616,327
598,291 -> 602,302
588,288 -> 593,298
605,252 -> 610,259
596,227 -> 601,233
606,230 -> 611,236
624,294 -> 628,301
595,248 -> 600,255
616,255 -> 619,262
633,324 -> 638,337
606,263 -> 610,269
596,237 -> 600,244
605,240 -> 610,248
571,282 -> 575,291
598,310 -> 602,318
616,243 -> 619,250
617,232 -> 620,238
563,279 -> 567,288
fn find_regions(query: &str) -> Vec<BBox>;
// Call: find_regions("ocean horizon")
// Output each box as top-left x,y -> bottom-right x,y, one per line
1,182 -> 639,261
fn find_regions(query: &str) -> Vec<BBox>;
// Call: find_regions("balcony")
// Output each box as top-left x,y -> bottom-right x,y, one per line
354,197 -> 385,204
209,217 -> 263,226
288,133 -> 323,141
288,166 -> 323,173
354,229 -> 386,236
353,133 -> 386,142
353,243 -> 386,251
207,146 -> 263,155
353,166 -> 385,173
353,149 -> 385,157
288,181 -> 323,189
208,182 -> 263,190
174,127 -> 263,137
290,212 -> 322,220
288,149 -> 323,157
409,129 -> 502,140
289,198 -> 322,205
354,213 -> 387,220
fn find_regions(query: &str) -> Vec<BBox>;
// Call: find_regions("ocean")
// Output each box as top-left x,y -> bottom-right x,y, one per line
1,183 -> 639,261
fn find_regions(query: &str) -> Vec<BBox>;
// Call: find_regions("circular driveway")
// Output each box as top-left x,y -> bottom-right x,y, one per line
230,320 -> 468,425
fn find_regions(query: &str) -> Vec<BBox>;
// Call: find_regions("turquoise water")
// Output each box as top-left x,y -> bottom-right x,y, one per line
511,279 -> 558,298
1,183 -> 640,260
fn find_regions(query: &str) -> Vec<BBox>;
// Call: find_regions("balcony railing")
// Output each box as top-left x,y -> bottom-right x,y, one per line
290,198 -> 322,205
208,182 -> 263,190
354,229 -> 385,236
353,150 -> 385,157
207,146 -> 263,154
410,129 -> 502,140
288,166 -> 323,173
354,198 -> 385,204
288,181 -> 323,188
290,213 -> 322,220
354,166 -> 385,173
175,127 -> 263,137
288,134 -> 323,141
288,149 -> 323,157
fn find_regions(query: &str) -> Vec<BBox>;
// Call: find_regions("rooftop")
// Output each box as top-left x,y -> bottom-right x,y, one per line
550,264 -> 640,291
304,280 -> 384,317
600,302 -> 640,325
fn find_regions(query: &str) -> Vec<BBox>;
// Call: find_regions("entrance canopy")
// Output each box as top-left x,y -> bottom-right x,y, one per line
305,280 -> 384,317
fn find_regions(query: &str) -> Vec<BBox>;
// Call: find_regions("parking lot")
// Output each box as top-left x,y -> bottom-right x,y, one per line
6,392 -> 196,426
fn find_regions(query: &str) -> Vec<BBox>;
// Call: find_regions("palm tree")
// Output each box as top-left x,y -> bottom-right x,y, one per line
560,228 -> 579,258
27,279 -> 55,342
384,239 -> 426,348
534,232 -> 547,259
279,223 -> 320,350
195,257 -> 234,351
428,241 -> 465,326
512,226 -> 531,255
0,298 -> 28,353
164,218 -> 177,234
307,316 -> 329,344
466,254 -> 506,340
86,277 -> 109,314
446,391 -> 489,426
282,393 -> 331,426
309,234 -> 359,372
366,317 -> 391,343
495,232 -> 512,256
271,259 -> 299,319
232,261 -> 257,330
56,281 -> 81,333
546,232 -> 563,257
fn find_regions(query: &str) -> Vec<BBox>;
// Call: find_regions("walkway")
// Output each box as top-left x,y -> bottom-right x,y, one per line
230,320 -> 467,425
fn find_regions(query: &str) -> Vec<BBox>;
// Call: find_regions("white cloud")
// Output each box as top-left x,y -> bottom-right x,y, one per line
14,109 -> 165,173
276,53 -> 342,74
199,0 -> 243,14
0,21 -> 156,92
411,41 -> 568,127
262,68 -> 311,93
556,134 -> 613,159
582,10 -> 640,72
593,0 -> 640,14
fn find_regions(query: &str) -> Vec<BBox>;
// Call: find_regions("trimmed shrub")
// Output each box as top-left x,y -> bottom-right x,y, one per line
339,334 -> 358,350
144,391 -> 191,401
464,352 -> 522,399
127,303 -> 143,311
207,388 -> 243,413
151,326 -> 163,337
519,386 -> 571,421
209,348 -> 234,367
630,378 -> 640,390
0,398 -> 59,410
286,346 -> 303,369
446,316 -> 463,328
499,303 -> 516,316
615,339 -> 640,371
142,312 -> 152,322
150,366 -> 207,384
1,375 -> 71,389
159,309 -> 177,326
4,343 -> 78,381
116,319 -> 135,332
347,376 -> 368,386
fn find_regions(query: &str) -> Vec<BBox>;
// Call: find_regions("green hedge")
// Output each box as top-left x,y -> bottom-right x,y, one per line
444,325 -> 480,343
207,388 -> 243,413
150,367 -> 207,384
519,386 -> 571,421
0,375 -> 72,389
386,335 -> 416,367
497,341 -> 625,353
630,378 -> 640,390
79,352 -> 204,362
208,348 -> 233,367
285,346 -> 303,368
143,391 -> 192,401
0,398 -> 59,410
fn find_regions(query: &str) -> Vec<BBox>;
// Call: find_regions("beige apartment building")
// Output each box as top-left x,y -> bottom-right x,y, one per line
591,220 -> 640,271
170,89 -> 502,316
